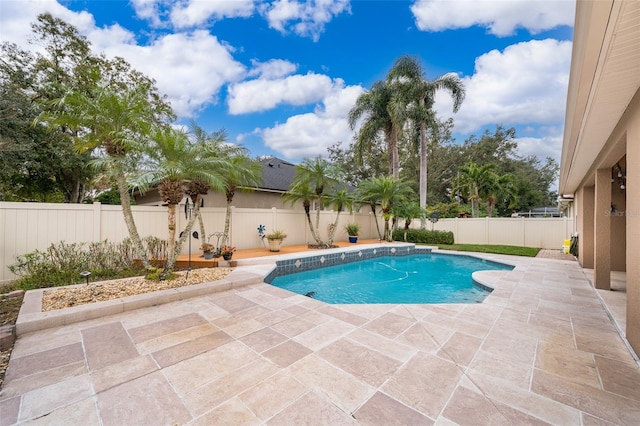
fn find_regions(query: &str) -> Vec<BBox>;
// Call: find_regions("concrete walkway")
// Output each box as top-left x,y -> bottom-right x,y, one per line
1,247 -> 639,425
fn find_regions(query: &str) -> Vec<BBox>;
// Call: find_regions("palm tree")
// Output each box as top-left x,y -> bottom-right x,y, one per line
220,154 -> 263,246
144,127 -> 226,275
484,172 -> 517,217
387,56 -> 465,225
41,84 -> 173,270
185,123 -> 244,241
357,176 -> 414,241
286,157 -> 340,247
452,162 -> 497,218
394,202 -> 424,238
348,80 -> 406,179
284,182 -> 317,241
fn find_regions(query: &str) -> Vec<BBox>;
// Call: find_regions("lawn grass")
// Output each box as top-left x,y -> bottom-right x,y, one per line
436,244 -> 540,257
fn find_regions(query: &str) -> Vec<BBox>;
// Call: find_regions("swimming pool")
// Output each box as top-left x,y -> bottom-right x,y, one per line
268,252 -> 513,304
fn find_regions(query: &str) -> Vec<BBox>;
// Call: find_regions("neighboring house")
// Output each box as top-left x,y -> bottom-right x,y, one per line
134,156 -> 301,209
559,0 -> 640,354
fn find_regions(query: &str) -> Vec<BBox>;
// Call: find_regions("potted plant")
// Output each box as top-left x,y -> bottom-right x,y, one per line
266,229 -> 287,252
201,243 -> 216,259
220,244 -> 236,260
345,223 -> 360,243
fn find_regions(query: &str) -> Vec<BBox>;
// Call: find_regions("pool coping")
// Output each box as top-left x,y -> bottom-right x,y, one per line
15,243 -> 518,336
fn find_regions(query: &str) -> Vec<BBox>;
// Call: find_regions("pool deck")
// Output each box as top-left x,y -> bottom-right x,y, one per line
2,243 -> 639,425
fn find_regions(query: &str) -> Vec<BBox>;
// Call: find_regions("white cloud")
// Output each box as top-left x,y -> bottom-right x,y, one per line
0,1 -> 245,118
248,59 -> 298,79
0,0 -> 96,49
261,0 -> 351,41
435,39 -> 572,135
130,0 -> 164,27
515,135 -> 562,163
261,84 -> 364,159
411,0 -> 575,36
227,72 -> 338,114
170,0 -> 255,28
100,30 -> 245,118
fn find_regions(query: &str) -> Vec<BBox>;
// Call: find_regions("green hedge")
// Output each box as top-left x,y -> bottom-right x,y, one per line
392,228 -> 454,245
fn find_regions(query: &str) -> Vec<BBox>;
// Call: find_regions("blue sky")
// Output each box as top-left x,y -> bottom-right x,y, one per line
0,0 -> 575,170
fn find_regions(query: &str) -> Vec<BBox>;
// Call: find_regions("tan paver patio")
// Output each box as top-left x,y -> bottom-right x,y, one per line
1,244 -> 639,425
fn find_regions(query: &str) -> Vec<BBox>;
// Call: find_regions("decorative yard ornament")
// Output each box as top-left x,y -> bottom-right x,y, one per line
428,212 -> 439,231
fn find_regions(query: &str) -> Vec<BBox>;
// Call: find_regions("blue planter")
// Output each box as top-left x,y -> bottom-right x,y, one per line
348,236 -> 358,243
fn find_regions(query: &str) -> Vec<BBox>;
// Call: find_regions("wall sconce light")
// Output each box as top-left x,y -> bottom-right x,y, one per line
613,162 -> 626,190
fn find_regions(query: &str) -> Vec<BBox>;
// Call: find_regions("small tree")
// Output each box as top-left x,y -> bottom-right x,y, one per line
286,157 -> 341,247
357,176 -> 414,241
451,162 -> 496,218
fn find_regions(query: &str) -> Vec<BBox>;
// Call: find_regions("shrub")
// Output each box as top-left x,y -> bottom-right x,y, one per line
392,228 -> 454,245
8,237 -> 165,291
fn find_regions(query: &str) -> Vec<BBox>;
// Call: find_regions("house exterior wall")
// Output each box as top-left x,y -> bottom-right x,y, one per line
135,188 -> 300,210
559,0 -> 640,356
625,95 -> 640,352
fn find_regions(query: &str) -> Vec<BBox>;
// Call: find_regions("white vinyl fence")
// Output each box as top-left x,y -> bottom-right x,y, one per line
0,202 -> 381,282
0,202 -> 573,282
423,217 -> 573,249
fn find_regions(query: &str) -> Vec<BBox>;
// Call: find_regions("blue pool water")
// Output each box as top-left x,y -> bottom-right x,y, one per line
269,253 -> 512,304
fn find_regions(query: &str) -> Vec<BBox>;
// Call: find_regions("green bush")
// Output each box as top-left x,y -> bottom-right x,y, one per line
7,238 -> 165,291
392,228 -> 454,245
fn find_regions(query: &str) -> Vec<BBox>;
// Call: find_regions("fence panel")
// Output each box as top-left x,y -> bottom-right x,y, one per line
487,218 -> 526,246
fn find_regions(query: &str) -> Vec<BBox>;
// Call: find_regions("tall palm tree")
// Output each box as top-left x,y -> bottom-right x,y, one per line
387,56 -> 465,225
41,84 -> 173,270
220,154 -> 263,246
144,127 -> 226,275
357,176 -> 414,241
286,157 -> 340,247
452,162 -> 497,218
348,80 -> 406,179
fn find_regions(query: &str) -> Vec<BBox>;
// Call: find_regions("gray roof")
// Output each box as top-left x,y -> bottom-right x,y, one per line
258,157 -> 296,192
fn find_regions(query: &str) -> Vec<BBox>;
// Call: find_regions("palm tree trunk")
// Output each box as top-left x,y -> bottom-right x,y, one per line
304,208 -> 319,244
419,121 -> 427,229
391,127 -> 400,179
163,203 -> 177,276
197,211 -> 206,245
327,211 -> 341,246
313,200 -> 324,245
165,194 -> 202,274
222,198 -> 232,246
487,199 -> 495,218
383,213 -> 391,241
471,196 -> 479,218
115,171 -> 150,269
371,203 -> 383,240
